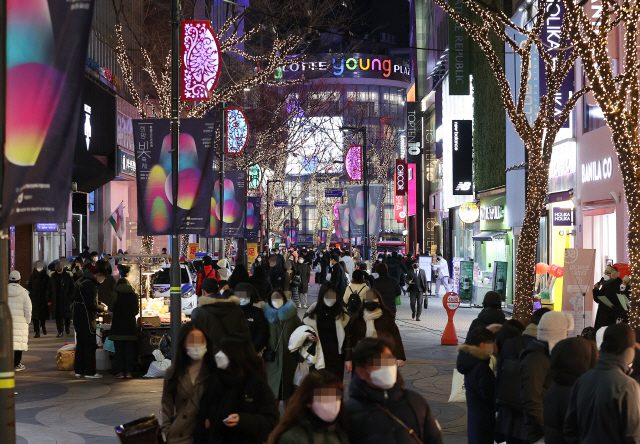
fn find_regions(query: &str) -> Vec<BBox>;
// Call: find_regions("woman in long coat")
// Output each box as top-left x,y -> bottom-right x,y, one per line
27,261 -> 49,337
295,258 -> 311,309
262,290 -> 301,405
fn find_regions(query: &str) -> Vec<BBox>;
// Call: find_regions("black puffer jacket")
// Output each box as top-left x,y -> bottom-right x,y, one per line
519,339 -> 552,443
241,304 -> 270,352
371,276 -> 402,317
108,280 -> 139,341
345,372 -> 443,444
386,257 -> 408,284
248,272 -> 272,302
46,271 -> 75,320
193,370 -> 279,444
468,308 -> 506,333
27,269 -> 49,320
543,337 -> 598,444
564,353 -> 640,444
190,295 -> 251,351
73,269 -> 108,343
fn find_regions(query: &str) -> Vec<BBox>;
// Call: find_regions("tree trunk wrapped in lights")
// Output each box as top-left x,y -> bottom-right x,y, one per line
432,0 -> 589,323
563,0 -> 640,326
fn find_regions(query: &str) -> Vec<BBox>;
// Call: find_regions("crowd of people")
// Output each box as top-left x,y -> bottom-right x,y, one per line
456,289 -> 640,444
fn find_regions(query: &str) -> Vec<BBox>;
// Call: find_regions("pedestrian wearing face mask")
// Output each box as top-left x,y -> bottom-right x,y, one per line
593,265 -> 625,330
345,337 -> 444,444
73,267 -> 109,378
313,251 -> 329,284
95,259 -> 116,307
8,271 -> 32,372
263,290 -> 302,405
456,327 -> 497,444
267,255 -> 285,290
108,266 -> 139,379
281,260 -> 296,306
162,322 -> 214,443
27,261 -> 49,338
295,257 -> 311,309
303,282 -> 352,380
46,261 -> 75,337
351,289 -> 405,366
329,254 -> 348,300
193,335 -> 279,444
248,266 -> 272,304
250,257 -> 263,275
564,323 -> 640,444
235,283 -> 270,353
84,251 -> 100,273
268,369 -> 349,444
228,263 -> 250,290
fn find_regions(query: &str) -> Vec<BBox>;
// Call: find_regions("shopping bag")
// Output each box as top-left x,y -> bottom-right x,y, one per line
56,345 -> 76,371
103,337 -> 116,353
294,362 -> 309,386
144,349 -> 171,378
448,369 -> 466,403
395,295 -> 401,306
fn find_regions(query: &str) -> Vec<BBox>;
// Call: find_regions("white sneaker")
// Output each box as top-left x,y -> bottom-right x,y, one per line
75,374 -> 84,379
84,373 -> 103,379
14,364 -> 25,372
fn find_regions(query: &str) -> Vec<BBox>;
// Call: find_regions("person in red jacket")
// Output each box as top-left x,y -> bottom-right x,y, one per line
196,256 -> 218,296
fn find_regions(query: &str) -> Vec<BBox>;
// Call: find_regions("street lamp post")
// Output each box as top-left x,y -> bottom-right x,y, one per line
265,179 -> 282,252
341,126 -> 368,260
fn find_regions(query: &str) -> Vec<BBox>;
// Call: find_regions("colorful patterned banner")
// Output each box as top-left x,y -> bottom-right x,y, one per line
334,219 -> 341,240
3,0 -> 95,227
134,119 -> 216,235
346,184 -> 384,237
244,196 -> 261,239
318,230 -> 327,246
338,204 -> 350,239
207,170 -> 247,238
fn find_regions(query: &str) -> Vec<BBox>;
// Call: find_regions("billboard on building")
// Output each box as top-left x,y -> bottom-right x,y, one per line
452,120 -> 473,195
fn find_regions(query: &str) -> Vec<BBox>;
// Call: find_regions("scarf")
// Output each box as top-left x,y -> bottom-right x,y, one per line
363,309 -> 383,338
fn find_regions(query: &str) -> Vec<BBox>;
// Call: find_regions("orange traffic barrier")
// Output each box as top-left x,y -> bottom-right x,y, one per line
442,292 -> 461,346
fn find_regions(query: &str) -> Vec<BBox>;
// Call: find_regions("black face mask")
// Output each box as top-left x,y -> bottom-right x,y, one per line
364,302 -> 379,312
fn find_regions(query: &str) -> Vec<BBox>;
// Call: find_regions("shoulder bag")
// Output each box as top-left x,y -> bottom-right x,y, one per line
375,404 -> 424,444
263,322 -> 285,362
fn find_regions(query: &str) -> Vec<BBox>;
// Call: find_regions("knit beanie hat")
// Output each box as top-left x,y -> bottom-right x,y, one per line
483,291 -> 502,309
537,311 -> 575,352
601,323 -> 636,356
605,265 -> 619,280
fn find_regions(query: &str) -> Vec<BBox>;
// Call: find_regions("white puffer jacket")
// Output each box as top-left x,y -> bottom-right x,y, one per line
8,283 -> 32,351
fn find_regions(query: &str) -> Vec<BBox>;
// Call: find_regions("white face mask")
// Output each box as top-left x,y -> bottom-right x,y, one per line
319,254 -> 323,258
311,398 -> 341,423
603,275 -> 611,281
298,259 -> 304,264
239,298 -> 251,306
378,259 -> 383,263
186,345 -> 207,361
484,344 -> 494,356
215,350 -> 230,369
324,298 -> 336,307
92,256 -> 98,262
256,258 -> 262,262
369,365 -> 397,390
96,276 -> 106,284
36,267 -> 43,272
621,284 -> 627,291
272,299 -> 283,309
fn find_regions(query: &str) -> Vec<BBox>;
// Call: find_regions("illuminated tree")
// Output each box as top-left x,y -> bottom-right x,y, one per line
432,0 -> 590,322
562,0 -> 640,326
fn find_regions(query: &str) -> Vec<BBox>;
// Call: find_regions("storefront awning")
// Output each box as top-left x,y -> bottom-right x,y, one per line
472,231 -> 507,241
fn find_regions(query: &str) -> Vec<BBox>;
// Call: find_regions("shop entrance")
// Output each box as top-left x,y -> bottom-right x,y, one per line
583,209 -> 616,277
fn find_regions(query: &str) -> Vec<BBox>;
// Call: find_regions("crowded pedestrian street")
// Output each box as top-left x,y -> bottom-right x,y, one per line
14,279 -> 478,443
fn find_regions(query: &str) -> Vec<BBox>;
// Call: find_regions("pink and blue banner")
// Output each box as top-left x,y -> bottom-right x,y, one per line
3,0 -> 95,227
346,184 -> 384,237
244,196 -> 261,239
208,170 -> 247,238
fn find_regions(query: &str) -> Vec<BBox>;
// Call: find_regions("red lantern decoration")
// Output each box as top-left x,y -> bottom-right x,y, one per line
548,265 -> 564,278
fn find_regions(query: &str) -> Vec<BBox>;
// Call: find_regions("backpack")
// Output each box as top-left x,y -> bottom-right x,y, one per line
346,285 -> 365,313
495,335 -> 524,409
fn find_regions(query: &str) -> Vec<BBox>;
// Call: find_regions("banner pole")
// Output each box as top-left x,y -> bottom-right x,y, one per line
169,0 -> 181,358
362,127 -> 368,261
0,0 -> 15,438
219,102 -> 225,258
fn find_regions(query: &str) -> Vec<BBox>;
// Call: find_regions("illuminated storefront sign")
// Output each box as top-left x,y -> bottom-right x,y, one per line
581,157 -> 612,183
481,205 -> 503,221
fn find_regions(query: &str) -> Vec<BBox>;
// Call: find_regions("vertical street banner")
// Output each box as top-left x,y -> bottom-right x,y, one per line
395,159 -> 406,196
134,119 -> 216,235
562,249 -> 596,336
452,120 -> 473,195
244,196 -> 261,239
3,0 -> 95,227
247,243 -> 258,271
459,260 -> 474,302
492,261 -> 508,302
208,170 -> 247,238
448,0 -> 470,95
334,219 -> 341,240
338,204 -> 350,239
318,230 -> 327,246
346,184 -> 384,237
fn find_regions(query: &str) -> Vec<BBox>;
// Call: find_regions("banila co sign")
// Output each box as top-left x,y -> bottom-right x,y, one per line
581,157 -> 612,183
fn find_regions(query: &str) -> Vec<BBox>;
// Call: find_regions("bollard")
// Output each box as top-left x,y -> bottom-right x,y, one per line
442,292 -> 461,345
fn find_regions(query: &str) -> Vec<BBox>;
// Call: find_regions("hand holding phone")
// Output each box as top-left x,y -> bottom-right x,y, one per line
223,413 -> 239,427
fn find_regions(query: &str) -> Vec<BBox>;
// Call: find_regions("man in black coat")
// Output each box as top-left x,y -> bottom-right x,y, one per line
407,262 -> 428,321
46,262 -> 76,337
564,323 -> 640,444
190,279 -> 251,352
358,262 -> 375,287
267,255 -> 284,290
372,263 -> 402,318
387,251 -> 408,284
329,253 -> 347,299
235,283 -> 270,353
346,337 -> 444,444
74,267 -> 108,378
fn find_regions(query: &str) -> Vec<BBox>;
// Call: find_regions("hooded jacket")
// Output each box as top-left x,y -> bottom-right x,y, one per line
108,280 -> 139,341
190,295 -> 251,351
543,337 -> 598,444
26,269 -> 49,320
8,282 -> 32,351
468,308 -> 506,333
262,300 -> 301,400
564,353 -> 640,444
456,344 -> 496,444
345,372 -> 444,444
519,339 -> 552,443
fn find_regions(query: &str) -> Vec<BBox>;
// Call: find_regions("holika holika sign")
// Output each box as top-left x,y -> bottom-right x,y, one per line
448,0 -> 470,95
